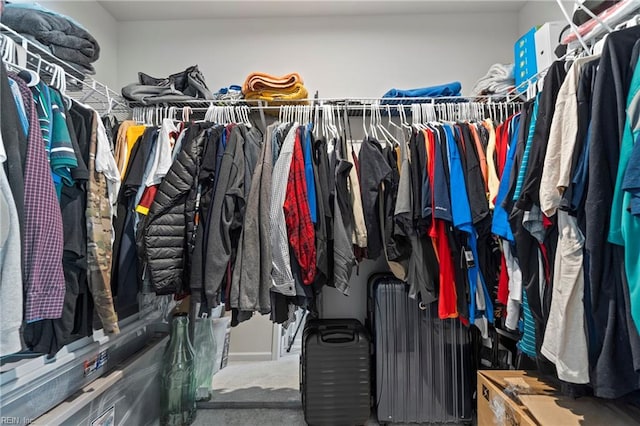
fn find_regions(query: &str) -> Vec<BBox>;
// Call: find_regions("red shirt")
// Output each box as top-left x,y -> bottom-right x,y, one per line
425,128 -> 458,319
284,128 -> 316,285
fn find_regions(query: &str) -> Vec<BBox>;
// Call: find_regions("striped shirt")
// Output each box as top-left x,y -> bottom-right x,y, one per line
517,289 -> 538,358
270,123 -> 298,296
513,94 -> 540,201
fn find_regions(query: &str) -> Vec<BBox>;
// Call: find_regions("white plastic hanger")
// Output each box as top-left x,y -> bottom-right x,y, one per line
375,103 -> 396,147
332,105 -> 339,139
362,103 -> 369,139
0,36 -> 38,86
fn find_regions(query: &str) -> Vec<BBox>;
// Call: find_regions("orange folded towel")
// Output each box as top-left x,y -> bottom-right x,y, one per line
243,72 -> 303,94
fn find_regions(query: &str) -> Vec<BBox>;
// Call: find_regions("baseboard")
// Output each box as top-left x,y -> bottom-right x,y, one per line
197,401 -> 302,409
227,352 -> 273,363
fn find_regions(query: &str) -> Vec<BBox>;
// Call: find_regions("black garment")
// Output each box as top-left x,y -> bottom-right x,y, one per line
415,131 -> 432,219
62,104 -> 91,337
409,131 -> 423,223
432,125 -> 453,222
142,123 -> 210,296
311,137 -> 331,291
382,145 -> 410,264
270,291 -> 290,325
449,226 -> 470,322
69,102 -> 94,168
459,123 -> 490,224
335,140 -> 355,237
586,27 -> 640,399
507,102 -> 547,331
510,100 -> 558,370
112,127 -> 157,317
102,115 -> 120,152
359,137 -> 392,259
332,140 -> 356,292
315,138 -> 334,238
1,61 -> 26,236
516,61 -> 568,211
189,125 -> 223,306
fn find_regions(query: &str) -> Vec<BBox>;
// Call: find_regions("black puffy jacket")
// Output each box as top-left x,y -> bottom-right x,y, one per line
140,123 -> 220,295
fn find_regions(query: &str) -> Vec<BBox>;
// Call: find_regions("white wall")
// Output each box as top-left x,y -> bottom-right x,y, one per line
228,313 -> 274,362
518,0 -> 573,35
28,0 -> 119,89
117,12 -> 519,97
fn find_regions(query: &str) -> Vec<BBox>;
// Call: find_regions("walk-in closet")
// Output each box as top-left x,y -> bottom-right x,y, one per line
3,1 -> 640,425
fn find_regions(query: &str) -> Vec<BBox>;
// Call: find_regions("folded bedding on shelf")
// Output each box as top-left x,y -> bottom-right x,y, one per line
121,65 -> 214,105
472,63 -> 515,97
244,82 -> 309,103
382,81 -> 462,100
2,3 -> 100,67
5,33 -> 96,76
242,72 -> 309,106
243,72 -> 303,93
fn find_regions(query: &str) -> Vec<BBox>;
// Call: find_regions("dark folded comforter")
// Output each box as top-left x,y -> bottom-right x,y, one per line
1,6 -> 100,66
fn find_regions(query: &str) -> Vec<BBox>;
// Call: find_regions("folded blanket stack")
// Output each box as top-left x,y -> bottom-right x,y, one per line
243,72 -> 309,105
122,65 -> 214,105
381,81 -> 462,104
471,63 -> 515,97
2,2 -> 100,75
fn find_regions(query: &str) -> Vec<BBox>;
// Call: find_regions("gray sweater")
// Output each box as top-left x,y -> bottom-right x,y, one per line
203,126 -> 246,303
231,124 -> 274,314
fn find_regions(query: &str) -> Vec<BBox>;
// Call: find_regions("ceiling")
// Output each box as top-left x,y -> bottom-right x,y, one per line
98,0 -> 528,22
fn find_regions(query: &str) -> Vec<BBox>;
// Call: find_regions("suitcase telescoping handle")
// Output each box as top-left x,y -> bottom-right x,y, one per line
318,329 -> 358,346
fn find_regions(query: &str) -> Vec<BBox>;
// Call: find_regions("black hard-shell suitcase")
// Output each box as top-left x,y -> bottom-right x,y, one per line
368,274 -> 473,424
301,318 -> 371,426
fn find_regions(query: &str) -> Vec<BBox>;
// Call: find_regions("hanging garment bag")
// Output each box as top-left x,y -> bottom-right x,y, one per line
301,318 -> 372,426
368,274 -> 473,424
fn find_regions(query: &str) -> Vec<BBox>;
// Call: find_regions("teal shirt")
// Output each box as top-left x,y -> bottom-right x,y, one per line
49,90 -> 77,196
608,54 -> 640,333
513,93 -> 540,201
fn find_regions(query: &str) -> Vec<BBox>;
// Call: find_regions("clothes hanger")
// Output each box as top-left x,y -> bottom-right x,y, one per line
376,103 -> 397,147
312,104 -> 319,138
365,104 -> 373,138
362,103 -> 369,139
411,104 -> 418,128
329,105 -> 338,139
1,37 -> 40,87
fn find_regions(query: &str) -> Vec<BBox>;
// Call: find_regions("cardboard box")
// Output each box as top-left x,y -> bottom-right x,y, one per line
477,370 -> 640,426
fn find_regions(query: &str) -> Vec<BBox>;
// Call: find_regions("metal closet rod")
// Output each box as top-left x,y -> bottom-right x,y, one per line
0,23 -> 128,112
130,94 -> 514,107
176,104 -> 520,113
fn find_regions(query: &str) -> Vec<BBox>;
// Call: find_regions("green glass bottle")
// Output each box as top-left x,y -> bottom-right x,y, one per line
160,313 -> 197,426
194,315 -> 218,401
